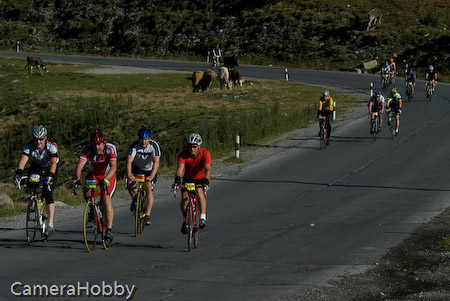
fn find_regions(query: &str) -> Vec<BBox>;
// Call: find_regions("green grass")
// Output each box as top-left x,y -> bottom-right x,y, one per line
0,57 -> 359,217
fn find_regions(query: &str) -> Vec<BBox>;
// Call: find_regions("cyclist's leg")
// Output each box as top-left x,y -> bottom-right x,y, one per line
101,174 -> 116,230
144,181 -> 154,217
180,190 -> 189,217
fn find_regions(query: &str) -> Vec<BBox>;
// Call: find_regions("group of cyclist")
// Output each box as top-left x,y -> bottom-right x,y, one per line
14,126 -> 211,245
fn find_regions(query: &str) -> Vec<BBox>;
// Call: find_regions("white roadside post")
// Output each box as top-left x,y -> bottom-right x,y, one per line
235,135 -> 240,158
370,82 -> 374,96
285,68 -> 289,81
333,101 -> 336,120
16,41 -> 20,52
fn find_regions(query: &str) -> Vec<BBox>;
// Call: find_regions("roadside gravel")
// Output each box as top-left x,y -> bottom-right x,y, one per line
2,66 -> 449,300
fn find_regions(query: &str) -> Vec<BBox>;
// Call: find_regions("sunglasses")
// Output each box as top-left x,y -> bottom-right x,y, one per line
188,144 -> 199,149
34,138 -> 45,141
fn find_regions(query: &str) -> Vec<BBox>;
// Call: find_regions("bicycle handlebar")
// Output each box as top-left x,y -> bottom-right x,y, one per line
16,175 -> 52,192
72,180 -> 109,196
172,183 -> 208,198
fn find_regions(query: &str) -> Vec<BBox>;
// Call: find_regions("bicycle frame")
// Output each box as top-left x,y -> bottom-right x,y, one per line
318,115 -> 328,149
19,174 -> 48,244
134,174 -> 146,236
74,180 -> 109,252
174,183 -> 201,252
371,112 -> 380,142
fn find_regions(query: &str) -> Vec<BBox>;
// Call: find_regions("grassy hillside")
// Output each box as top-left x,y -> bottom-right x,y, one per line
0,0 -> 448,76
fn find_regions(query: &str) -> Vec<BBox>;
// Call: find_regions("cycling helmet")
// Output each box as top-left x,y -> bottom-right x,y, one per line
429,65 -> 434,70
322,90 -> 330,96
31,125 -> 47,139
186,133 -> 202,145
391,87 -> 397,93
138,127 -> 151,139
90,129 -> 105,144
374,91 -> 381,97
390,58 -> 394,62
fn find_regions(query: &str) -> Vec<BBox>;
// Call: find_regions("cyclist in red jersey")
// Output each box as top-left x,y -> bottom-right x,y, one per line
74,129 -> 117,244
173,133 -> 212,234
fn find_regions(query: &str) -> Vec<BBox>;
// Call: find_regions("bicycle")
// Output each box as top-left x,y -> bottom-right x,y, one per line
17,174 -> 49,244
426,81 -> 434,101
371,111 -> 380,142
73,180 -> 110,252
405,82 -> 413,102
127,174 -> 154,237
382,73 -> 394,92
318,115 -> 329,149
388,111 -> 397,139
173,183 -> 204,252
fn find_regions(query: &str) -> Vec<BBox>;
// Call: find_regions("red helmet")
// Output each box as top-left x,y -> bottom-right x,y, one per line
90,129 -> 105,144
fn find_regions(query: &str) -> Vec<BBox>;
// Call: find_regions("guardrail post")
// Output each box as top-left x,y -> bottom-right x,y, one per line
285,68 -> 289,81
235,135 -> 240,158
370,82 -> 374,96
16,41 -> 20,52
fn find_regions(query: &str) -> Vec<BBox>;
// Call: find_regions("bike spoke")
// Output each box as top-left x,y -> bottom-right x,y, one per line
83,202 -> 98,252
26,198 -> 38,244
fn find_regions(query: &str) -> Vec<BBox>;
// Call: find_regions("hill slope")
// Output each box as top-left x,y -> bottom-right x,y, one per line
0,0 -> 449,75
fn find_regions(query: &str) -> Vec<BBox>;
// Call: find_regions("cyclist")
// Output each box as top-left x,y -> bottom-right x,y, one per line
389,57 -> 397,74
425,65 -> 438,97
126,127 -> 161,226
386,88 -> 402,136
381,61 -> 392,88
317,90 -> 334,145
368,91 -> 385,133
74,129 -> 117,244
405,68 -> 416,98
173,133 -> 212,234
13,125 -> 59,237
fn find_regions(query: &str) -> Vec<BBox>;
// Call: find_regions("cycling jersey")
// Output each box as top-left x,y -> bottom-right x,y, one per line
178,148 -> 212,181
22,140 -> 59,169
405,72 -> 416,83
319,96 -> 334,112
128,139 -> 161,172
369,95 -> 385,112
80,142 -> 117,177
426,71 -> 437,81
387,92 -> 402,103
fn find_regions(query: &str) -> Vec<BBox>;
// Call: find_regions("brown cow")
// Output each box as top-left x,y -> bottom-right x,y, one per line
230,68 -> 244,87
201,69 -> 217,91
192,70 -> 204,92
367,8 -> 382,30
219,66 -> 232,90
26,56 -> 48,75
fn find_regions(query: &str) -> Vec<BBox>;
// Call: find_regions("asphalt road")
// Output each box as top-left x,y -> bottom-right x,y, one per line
1,52 -> 450,300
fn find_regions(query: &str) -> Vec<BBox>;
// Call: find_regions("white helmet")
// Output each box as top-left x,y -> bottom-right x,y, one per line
429,65 -> 434,70
322,90 -> 330,96
31,125 -> 47,139
186,133 -> 202,145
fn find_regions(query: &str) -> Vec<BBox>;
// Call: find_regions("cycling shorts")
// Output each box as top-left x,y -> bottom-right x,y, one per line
131,165 -> 158,183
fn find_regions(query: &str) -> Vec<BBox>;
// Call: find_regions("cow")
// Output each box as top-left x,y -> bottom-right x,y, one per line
230,68 -> 244,87
26,56 -> 48,75
367,8 -> 382,30
201,69 -> 217,91
219,66 -> 232,90
192,70 -> 204,92
224,56 -> 239,69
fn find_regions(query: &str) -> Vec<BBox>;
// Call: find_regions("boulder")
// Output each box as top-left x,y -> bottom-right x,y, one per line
364,60 -> 378,70
0,192 -> 14,208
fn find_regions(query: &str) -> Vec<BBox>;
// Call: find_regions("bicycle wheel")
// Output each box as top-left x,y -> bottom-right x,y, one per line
83,202 -> 98,252
135,191 -> 145,237
319,123 -> 325,149
186,199 -> 197,252
192,203 -> 199,249
372,118 -> 377,143
26,197 -> 38,244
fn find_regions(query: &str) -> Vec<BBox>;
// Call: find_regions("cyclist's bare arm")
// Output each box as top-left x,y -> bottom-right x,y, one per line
74,157 -> 87,187
148,156 -> 160,182
126,154 -> 135,182
14,154 -> 29,185
104,159 -> 117,187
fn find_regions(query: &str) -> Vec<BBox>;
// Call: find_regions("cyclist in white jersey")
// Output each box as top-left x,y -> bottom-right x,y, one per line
126,128 -> 161,226
13,125 -> 59,236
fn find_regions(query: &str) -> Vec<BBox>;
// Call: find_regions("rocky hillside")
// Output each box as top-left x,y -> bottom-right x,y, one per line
0,0 -> 449,75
